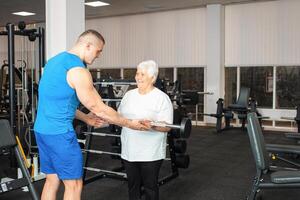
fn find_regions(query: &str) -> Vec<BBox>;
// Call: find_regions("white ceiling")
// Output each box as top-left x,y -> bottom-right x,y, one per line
0,0 -> 272,27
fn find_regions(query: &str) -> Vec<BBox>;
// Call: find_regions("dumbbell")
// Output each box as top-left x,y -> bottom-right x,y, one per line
150,118 -> 192,138
173,140 -> 187,154
175,154 -> 190,169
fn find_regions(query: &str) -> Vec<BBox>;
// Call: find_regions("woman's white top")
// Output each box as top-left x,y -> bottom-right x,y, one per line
118,87 -> 173,161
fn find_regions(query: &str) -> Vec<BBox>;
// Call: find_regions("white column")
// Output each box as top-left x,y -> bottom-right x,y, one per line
205,4 -> 225,124
46,0 -> 85,60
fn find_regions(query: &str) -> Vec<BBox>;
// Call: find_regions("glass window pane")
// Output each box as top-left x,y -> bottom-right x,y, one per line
89,68 -> 121,81
276,66 -> 300,109
177,68 -> 204,91
100,69 -> 121,79
225,67 -> 237,107
240,67 -> 273,108
123,68 -> 136,80
89,69 -> 100,81
177,67 -> 204,121
159,68 -> 173,82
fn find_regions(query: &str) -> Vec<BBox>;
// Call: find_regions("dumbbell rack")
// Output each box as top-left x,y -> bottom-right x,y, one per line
81,125 -> 189,186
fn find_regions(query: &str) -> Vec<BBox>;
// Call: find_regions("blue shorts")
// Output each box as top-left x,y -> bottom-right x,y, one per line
34,131 -> 83,180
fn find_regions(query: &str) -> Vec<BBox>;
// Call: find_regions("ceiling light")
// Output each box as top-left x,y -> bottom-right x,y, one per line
12,11 -> 36,16
85,1 -> 110,7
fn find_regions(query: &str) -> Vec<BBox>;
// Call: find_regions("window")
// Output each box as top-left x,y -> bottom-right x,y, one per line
240,67 -> 273,108
100,69 -> 121,79
276,66 -> 300,109
177,68 -> 204,91
89,69 -> 100,81
158,68 -> 173,82
177,67 -> 204,121
89,68 -> 121,81
123,68 -> 136,80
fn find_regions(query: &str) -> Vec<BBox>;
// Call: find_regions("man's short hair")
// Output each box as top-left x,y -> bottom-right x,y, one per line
79,29 -> 105,44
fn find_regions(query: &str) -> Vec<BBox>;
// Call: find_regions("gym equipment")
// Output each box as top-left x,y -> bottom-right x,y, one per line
174,154 -> 190,169
0,22 -> 45,159
110,145 -> 121,159
246,112 -> 300,200
81,121 -> 191,186
200,98 -> 226,132
83,146 -> 186,166
18,21 -> 26,31
73,78 -> 191,186
200,87 -> 264,133
84,118 -> 192,138
85,132 -> 120,137
84,167 -> 127,178
110,137 -> 121,146
281,106 -> 300,141
83,149 -> 120,156
84,117 -> 192,139
0,119 -> 38,200
150,118 -> 192,138
173,140 -> 187,154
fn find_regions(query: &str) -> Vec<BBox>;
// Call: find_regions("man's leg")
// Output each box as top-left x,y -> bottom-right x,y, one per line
123,159 -> 142,200
52,131 -> 83,200
41,174 -> 60,200
140,160 -> 163,200
34,133 -> 60,200
62,179 -> 83,200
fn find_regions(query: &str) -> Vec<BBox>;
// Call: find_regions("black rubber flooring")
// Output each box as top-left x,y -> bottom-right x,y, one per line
1,126 -> 300,200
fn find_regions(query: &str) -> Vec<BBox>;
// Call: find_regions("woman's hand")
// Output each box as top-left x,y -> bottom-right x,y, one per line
139,120 -> 152,130
128,119 -> 151,131
141,120 -> 171,133
85,112 -> 107,128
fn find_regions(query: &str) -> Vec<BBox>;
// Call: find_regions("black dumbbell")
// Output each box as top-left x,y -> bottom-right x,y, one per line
175,154 -> 190,169
173,140 -> 187,154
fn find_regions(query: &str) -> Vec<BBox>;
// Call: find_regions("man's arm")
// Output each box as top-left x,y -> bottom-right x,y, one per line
67,67 -> 145,129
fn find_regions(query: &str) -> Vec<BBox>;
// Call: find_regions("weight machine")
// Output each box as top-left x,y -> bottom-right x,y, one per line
0,22 -> 45,199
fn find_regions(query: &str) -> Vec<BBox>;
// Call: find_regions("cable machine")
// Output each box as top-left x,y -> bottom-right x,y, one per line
0,22 -> 45,200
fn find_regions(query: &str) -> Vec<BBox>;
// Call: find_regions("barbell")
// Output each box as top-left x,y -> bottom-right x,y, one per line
150,117 -> 192,138
83,117 -> 191,139
82,149 -> 190,169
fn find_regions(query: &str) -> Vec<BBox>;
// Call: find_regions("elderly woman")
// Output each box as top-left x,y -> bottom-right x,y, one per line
118,60 -> 173,200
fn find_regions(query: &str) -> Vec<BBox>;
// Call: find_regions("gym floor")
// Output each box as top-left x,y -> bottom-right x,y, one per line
1,126 -> 300,200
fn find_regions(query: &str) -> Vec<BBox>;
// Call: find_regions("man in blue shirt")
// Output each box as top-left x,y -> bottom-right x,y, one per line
34,30 -> 149,200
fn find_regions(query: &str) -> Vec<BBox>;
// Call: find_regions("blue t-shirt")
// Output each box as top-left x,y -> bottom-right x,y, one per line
34,51 -> 86,135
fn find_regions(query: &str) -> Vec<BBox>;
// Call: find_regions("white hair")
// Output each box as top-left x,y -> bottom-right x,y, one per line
137,60 -> 159,81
